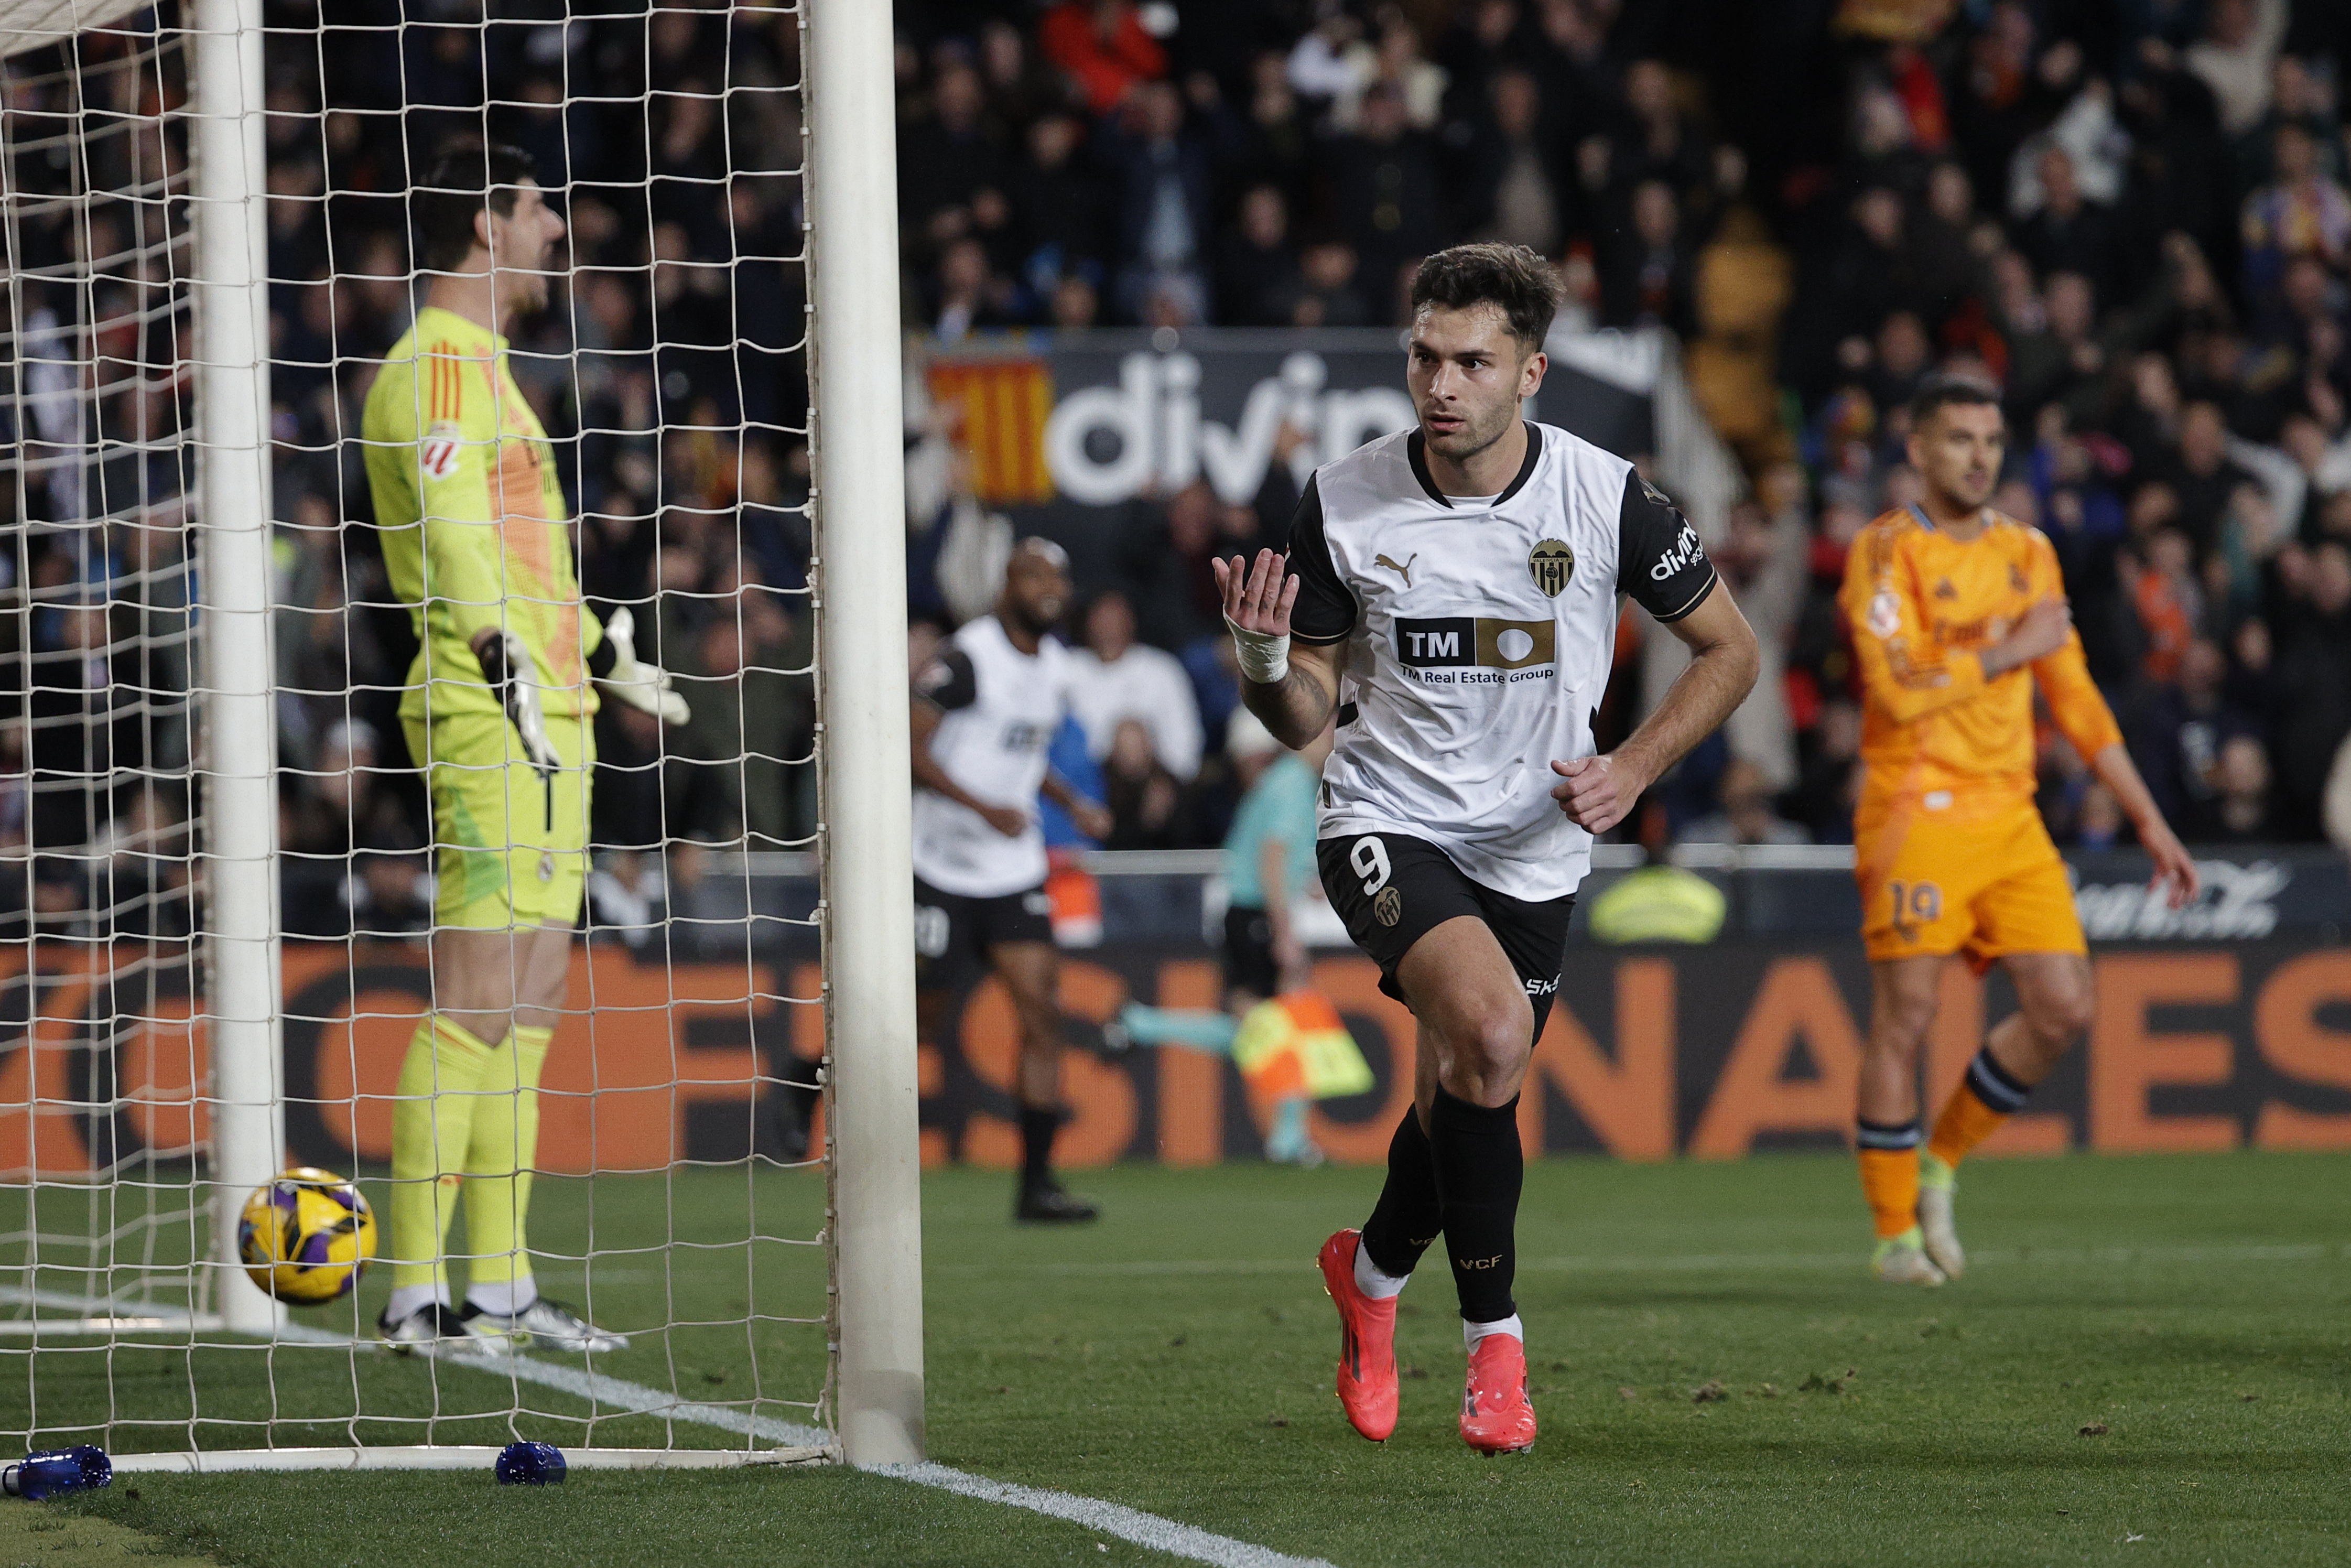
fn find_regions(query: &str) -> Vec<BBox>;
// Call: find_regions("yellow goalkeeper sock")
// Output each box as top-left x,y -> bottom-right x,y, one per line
388,1016 -> 495,1299
462,1023 -> 554,1312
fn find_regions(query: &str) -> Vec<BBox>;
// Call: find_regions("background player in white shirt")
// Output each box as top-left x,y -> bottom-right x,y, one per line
1218,244 -> 1759,1454
912,539 -> 1117,1222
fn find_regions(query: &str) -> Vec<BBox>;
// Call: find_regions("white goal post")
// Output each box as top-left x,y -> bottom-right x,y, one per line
0,0 -> 920,1471
801,0 -> 923,1469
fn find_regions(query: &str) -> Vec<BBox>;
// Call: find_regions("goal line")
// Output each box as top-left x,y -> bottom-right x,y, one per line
0,1282 -> 831,1462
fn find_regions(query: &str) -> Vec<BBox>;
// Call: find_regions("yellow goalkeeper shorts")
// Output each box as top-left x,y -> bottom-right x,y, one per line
403,708 -> 593,932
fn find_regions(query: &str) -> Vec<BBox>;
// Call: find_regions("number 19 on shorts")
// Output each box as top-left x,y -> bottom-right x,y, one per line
1888,878 -> 1942,928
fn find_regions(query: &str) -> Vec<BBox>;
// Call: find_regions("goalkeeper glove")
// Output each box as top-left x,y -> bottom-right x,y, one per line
474,629 -> 560,783
589,605 -> 690,726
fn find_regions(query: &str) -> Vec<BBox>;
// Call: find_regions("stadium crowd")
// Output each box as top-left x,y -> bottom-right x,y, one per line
5,0 -> 2351,947
888,0 -> 2351,855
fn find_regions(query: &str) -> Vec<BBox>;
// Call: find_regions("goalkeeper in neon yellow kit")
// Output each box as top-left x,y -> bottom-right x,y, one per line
361,144 -> 687,1351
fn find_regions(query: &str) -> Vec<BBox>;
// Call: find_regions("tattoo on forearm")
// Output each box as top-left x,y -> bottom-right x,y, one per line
1240,665 -> 1332,748
1279,666 -> 1333,740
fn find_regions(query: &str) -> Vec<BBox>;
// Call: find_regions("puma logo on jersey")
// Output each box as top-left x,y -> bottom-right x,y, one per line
1375,553 -> 1417,587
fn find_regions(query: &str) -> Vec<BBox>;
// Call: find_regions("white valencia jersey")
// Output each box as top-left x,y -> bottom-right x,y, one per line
1288,422 -> 1717,901
911,615 -> 1075,897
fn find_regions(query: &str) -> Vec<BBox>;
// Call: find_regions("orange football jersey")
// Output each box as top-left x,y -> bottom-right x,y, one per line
1839,505 -> 2122,817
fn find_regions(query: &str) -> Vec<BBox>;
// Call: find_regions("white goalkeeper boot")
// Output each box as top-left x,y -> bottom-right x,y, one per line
378,1302 -> 476,1355
461,1295 -> 629,1354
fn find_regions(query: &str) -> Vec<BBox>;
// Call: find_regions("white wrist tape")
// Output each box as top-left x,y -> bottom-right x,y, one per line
1225,617 -> 1291,686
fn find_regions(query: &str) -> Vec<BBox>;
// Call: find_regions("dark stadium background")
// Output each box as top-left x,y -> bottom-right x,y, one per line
4,0 -> 2347,949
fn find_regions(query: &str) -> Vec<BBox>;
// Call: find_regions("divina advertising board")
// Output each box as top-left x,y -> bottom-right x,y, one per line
925,326 -> 1663,518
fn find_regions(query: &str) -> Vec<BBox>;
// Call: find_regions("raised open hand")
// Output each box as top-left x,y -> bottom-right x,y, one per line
1213,549 -> 1298,637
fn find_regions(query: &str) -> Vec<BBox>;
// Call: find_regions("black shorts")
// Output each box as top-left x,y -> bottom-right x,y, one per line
1315,832 -> 1575,1034
1221,905 -> 1280,999
912,877 -> 1055,982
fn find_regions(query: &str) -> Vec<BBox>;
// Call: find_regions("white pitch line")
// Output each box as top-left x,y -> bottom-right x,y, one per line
0,1285 -> 830,1452
879,1461 -> 1336,1568
0,1285 -> 1329,1567
933,1240 -> 2350,1280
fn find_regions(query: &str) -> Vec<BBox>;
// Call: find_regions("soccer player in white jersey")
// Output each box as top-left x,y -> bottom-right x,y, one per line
1218,243 -> 1760,1454
912,539 -> 1118,1222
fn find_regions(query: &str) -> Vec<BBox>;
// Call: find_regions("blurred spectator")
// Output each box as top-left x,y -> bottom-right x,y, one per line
1643,496 -> 1806,794
1100,717 -> 1185,849
930,237 -> 1016,340
2185,0 -> 2290,138
2239,122 -> 2351,300
1325,81 -> 1445,310
1463,69 -> 1565,256
2325,730 -> 2351,851
978,17 -> 1065,135
1010,113 -> 1107,302
2165,402 -> 2260,556
1324,5 -> 1447,134
676,588 -> 817,852
1107,80 -> 1215,322
2006,272 -> 2103,424
1050,273 -> 1103,329
1677,759 -> 1811,847
2127,637 -> 2259,838
1215,185 -> 1300,328
2129,528 -> 2204,685
1617,59 -> 1712,202
1066,591 -> 1204,783
2073,779 -> 2125,849
2268,538 -> 2351,837
1114,481 -> 1236,651
1039,0 -> 1167,117
1238,50 -> 1313,205
1785,698 -> 1863,846
1284,241 -> 1371,329
1601,180 -> 1693,332
2206,732 -> 2276,842
2015,146 -> 2117,306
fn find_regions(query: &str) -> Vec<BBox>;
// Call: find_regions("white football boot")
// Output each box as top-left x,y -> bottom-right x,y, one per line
1870,1227 -> 1946,1286
1916,1152 -> 1965,1280
462,1296 -> 629,1354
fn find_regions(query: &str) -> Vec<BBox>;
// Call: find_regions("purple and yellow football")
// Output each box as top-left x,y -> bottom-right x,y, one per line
237,1167 -> 377,1304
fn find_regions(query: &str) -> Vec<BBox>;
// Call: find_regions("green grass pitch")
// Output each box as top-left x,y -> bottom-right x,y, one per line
12,1150 -> 2348,1566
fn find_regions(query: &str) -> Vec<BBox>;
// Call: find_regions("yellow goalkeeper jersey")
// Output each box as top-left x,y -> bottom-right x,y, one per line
361,305 -> 602,723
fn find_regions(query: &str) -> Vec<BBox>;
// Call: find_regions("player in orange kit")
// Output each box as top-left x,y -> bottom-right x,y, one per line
1839,376 -> 2200,1285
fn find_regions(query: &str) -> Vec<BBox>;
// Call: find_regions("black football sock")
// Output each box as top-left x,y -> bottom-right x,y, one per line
1358,1105 -> 1443,1280
1429,1087 -> 1523,1325
1019,1104 -> 1058,1188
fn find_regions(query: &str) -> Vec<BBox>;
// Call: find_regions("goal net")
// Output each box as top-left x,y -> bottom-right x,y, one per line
0,0 -> 919,1471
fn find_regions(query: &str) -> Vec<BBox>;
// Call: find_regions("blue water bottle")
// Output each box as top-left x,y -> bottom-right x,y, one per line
494,1441 -> 566,1485
3,1446 -> 112,1500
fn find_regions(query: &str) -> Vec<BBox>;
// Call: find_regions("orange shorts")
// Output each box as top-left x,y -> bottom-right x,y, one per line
1855,801 -> 2084,969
